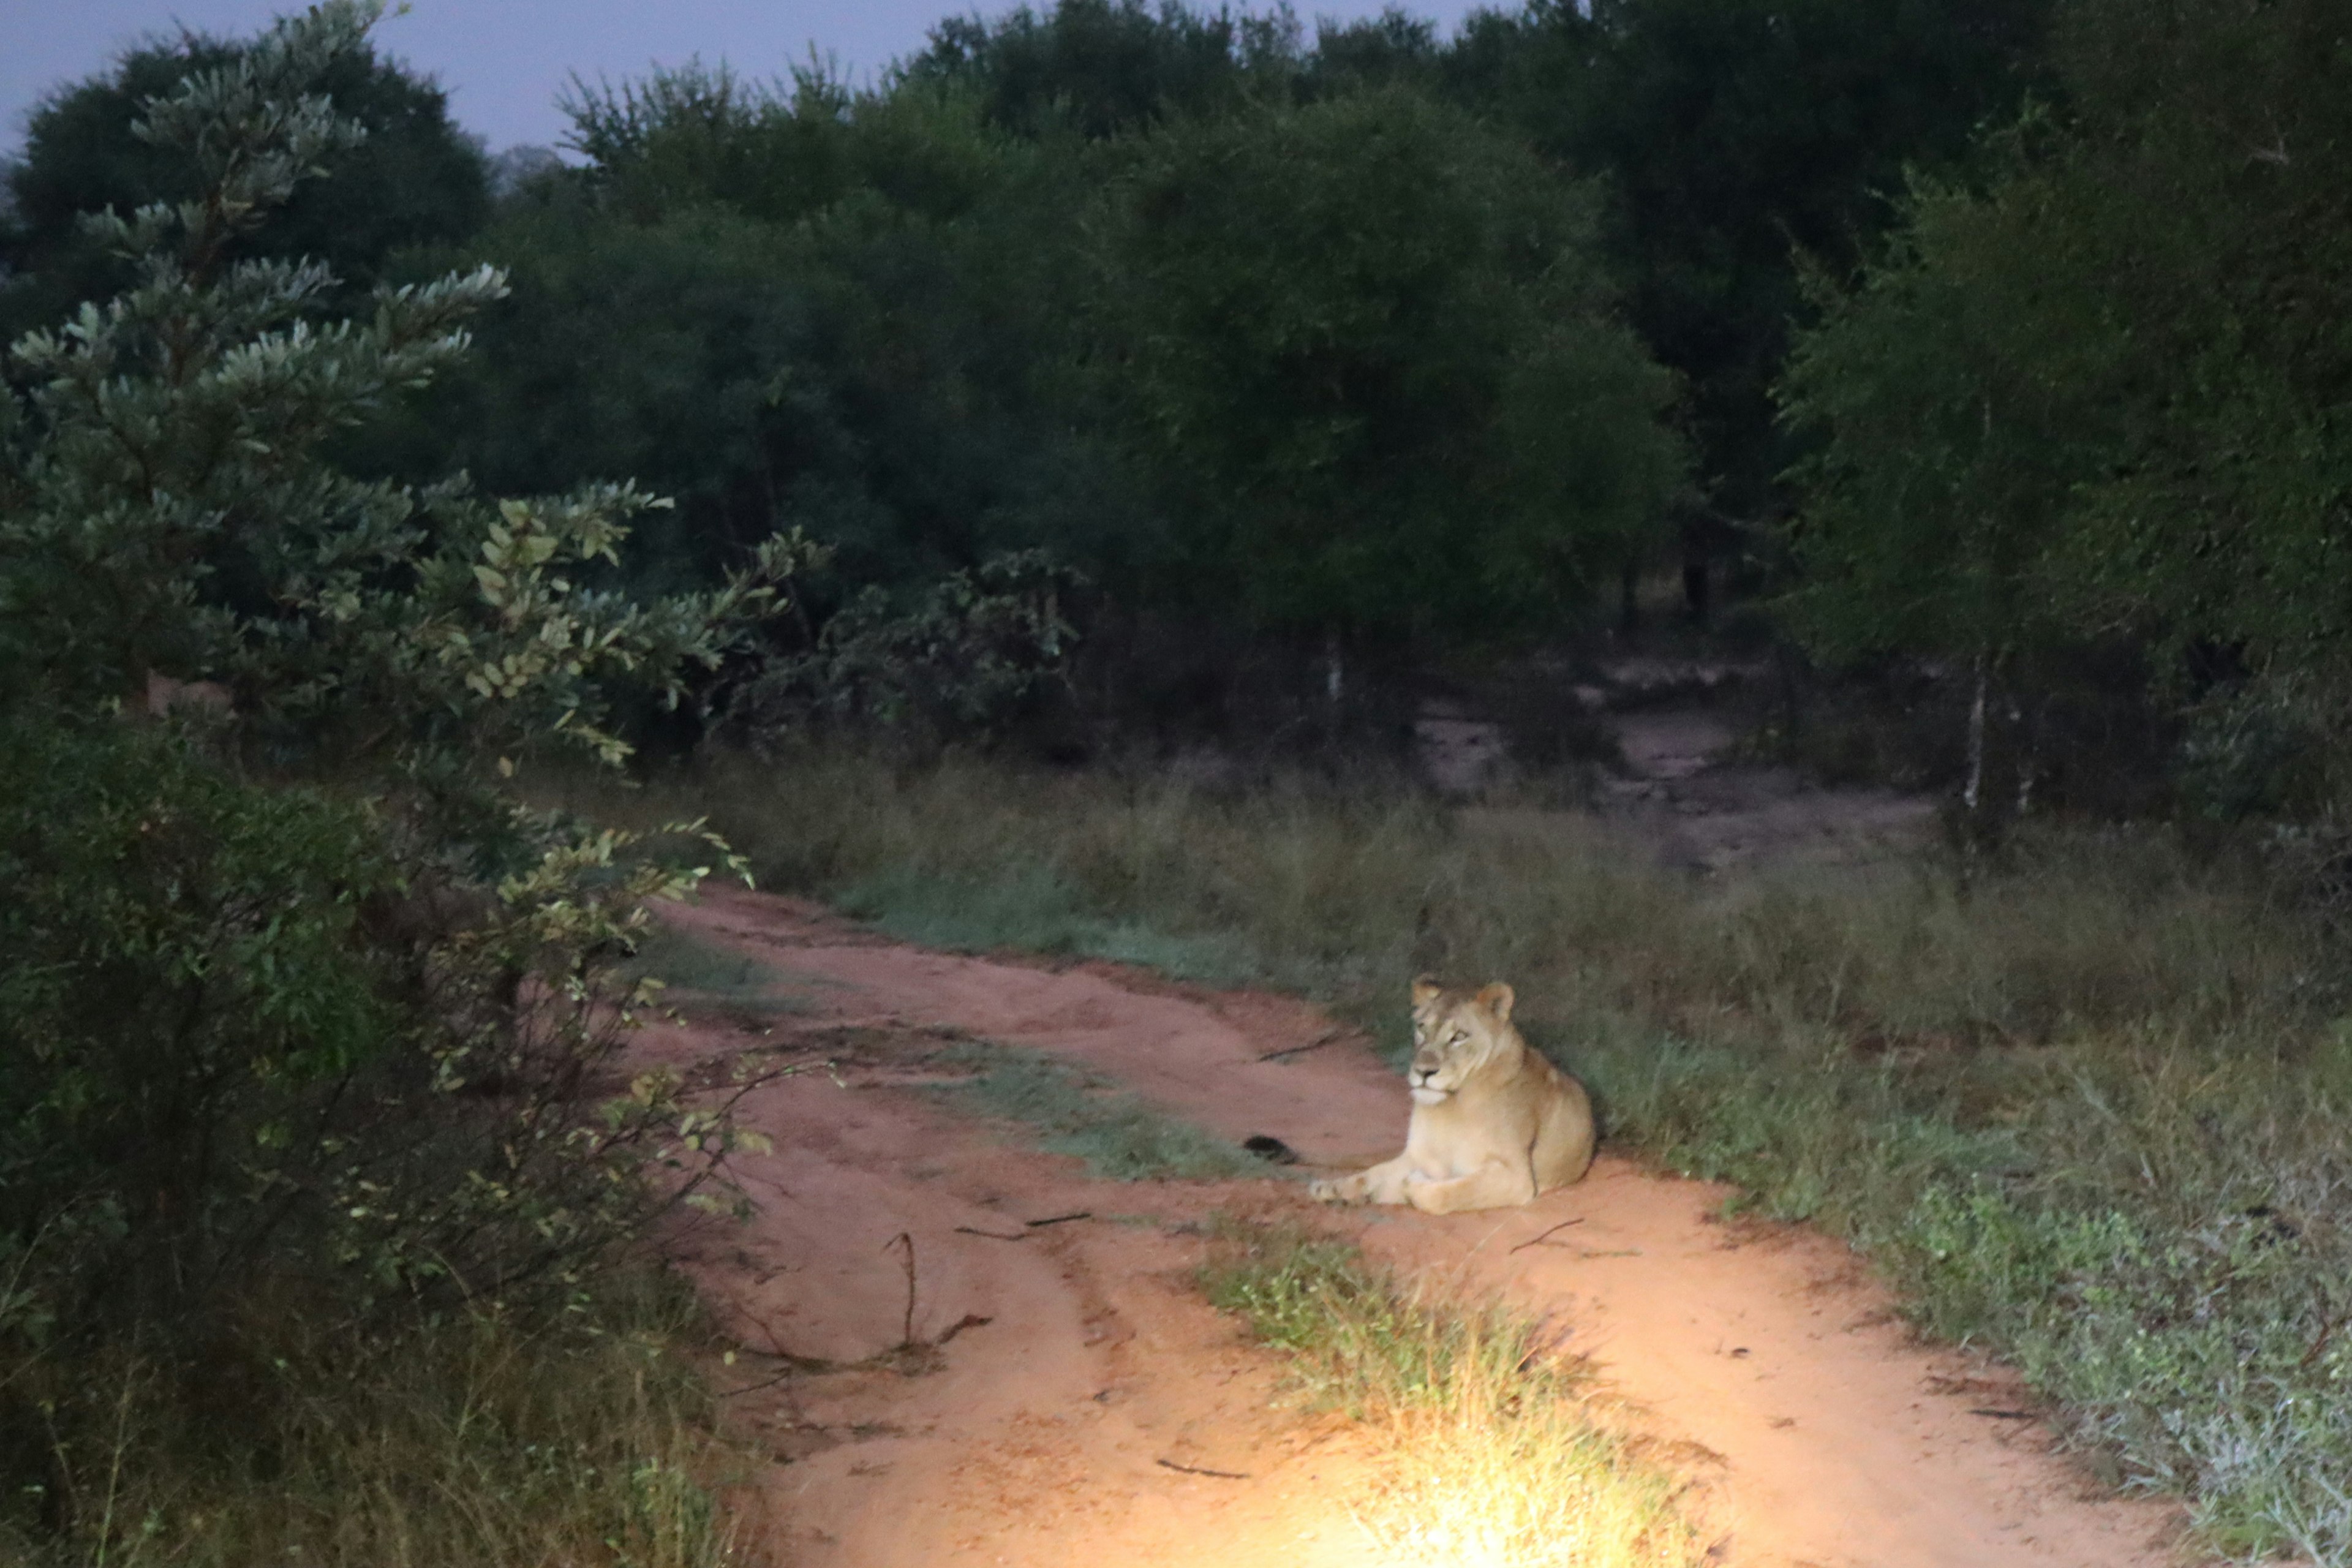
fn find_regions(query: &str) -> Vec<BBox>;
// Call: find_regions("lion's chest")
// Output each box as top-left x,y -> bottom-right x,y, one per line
1399,1079 -> 1532,1179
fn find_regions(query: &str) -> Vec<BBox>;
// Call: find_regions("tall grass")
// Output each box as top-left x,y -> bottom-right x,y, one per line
1,1275 -> 737,1568
1203,1217 -> 1706,1568
583,744 -> 2352,1560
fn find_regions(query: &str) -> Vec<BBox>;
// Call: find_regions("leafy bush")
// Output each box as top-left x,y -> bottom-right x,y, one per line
726,548 -> 1082,745
0,6 -> 795,1551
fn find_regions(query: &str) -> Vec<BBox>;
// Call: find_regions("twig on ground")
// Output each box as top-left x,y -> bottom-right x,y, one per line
935,1312 -> 993,1346
954,1225 -> 1029,1242
884,1231 -> 916,1347
1509,1218 -> 1587,1254
1156,1458 -> 1250,1480
1969,1408 -> 2035,1420
1025,1211 -> 1091,1228
717,1369 -> 802,1398
1256,1027 -> 1351,1063
2299,1308 -> 2340,1371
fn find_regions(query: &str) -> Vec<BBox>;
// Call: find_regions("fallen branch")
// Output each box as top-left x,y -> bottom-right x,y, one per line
1509,1218 -> 1586,1254
1156,1458 -> 1250,1480
1969,1408 -> 2035,1420
954,1225 -> 1029,1242
1025,1210 -> 1091,1229
935,1312 -> 993,1346
1256,1027 -> 1351,1063
2299,1307 -> 2340,1371
717,1368 -> 803,1398
884,1231 -> 916,1348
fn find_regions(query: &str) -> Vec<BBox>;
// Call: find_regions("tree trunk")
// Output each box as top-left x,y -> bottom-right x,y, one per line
2011,692 -> 2037,820
1774,641 -> 1804,743
1323,626 -> 1344,709
1962,649 -> 1989,875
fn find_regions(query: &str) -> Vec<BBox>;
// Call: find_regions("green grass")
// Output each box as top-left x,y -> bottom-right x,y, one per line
1,1272 -> 739,1568
923,1040 -> 1262,1181
567,743 -> 2352,1561
623,921 -> 815,1014
1202,1217 -> 1706,1568
835,863 -> 1254,983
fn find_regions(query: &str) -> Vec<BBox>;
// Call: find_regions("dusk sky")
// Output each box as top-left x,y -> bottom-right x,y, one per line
4,1 -> 1486,161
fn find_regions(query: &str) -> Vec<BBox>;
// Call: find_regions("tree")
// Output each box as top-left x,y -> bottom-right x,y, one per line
897,0 -> 1289,140
1094,82 -> 1683,657
0,15 -> 488,344
1448,0 -> 2050,521
1781,0 -> 2352,823
0,0 -> 801,1354
407,63 -> 1140,617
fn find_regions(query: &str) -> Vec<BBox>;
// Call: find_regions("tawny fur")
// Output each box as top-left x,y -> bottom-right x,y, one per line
1308,976 -> 1594,1215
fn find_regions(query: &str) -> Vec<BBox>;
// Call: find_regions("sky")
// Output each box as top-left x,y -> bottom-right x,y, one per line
3,1 -> 1486,160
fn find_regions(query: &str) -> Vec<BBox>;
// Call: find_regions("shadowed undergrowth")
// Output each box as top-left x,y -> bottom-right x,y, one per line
1,1273 -> 737,1568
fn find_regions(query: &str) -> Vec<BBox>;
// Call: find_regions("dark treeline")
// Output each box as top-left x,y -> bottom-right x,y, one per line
7,0 -> 2349,816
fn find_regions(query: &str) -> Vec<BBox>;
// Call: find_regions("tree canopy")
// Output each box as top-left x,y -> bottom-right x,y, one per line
0,20 -> 488,344
1095,80 -> 1681,643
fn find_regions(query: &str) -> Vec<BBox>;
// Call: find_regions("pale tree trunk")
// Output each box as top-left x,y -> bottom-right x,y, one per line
2011,692 -> 2037,820
1324,626 -> 1344,709
1962,648 -> 1989,879
1964,650 -> 1989,821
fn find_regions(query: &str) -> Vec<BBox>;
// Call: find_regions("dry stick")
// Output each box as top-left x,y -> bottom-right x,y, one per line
884,1231 -> 916,1348
1025,1211 -> 1091,1228
935,1313 -> 993,1346
1157,1458 -> 1251,1480
1256,1027 -> 1350,1063
1969,1408 -> 2036,1420
954,1225 -> 1030,1242
1508,1218 -> 1586,1254
2299,1308 -> 2340,1371
717,1369 -> 804,1398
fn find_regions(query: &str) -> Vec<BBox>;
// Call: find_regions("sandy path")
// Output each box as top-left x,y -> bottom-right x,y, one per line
660,886 -> 2184,1568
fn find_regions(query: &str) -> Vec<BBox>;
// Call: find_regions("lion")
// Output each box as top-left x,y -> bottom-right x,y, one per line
1308,976 -> 1594,1214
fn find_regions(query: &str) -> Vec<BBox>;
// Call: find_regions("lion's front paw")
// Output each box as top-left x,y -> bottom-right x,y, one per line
1308,1177 -> 1351,1204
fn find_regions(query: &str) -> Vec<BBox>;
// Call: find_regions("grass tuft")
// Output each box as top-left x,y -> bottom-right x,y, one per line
924,1041 -> 1262,1181
624,922 -> 814,1014
1203,1217 -> 1706,1568
836,864 -> 1255,984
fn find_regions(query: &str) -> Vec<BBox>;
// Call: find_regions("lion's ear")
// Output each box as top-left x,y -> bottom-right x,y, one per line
1476,982 -> 1515,1023
1411,974 -> 1443,1006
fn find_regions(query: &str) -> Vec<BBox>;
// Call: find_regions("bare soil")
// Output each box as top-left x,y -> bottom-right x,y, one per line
646,888 -> 2187,1568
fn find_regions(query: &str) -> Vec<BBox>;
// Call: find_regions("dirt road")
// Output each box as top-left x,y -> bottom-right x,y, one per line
647,886 -> 2183,1567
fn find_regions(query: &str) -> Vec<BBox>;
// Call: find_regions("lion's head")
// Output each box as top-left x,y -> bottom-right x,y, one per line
1404,975 -> 1519,1105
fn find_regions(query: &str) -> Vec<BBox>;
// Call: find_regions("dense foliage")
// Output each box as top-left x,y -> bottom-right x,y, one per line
361,15 -> 1698,736
1783,0 -> 2352,818
0,17 -> 488,344
0,15 -> 790,1530
1093,82 -> 1679,644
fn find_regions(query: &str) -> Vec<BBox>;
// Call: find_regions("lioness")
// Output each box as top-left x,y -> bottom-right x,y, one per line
1308,976 -> 1594,1214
